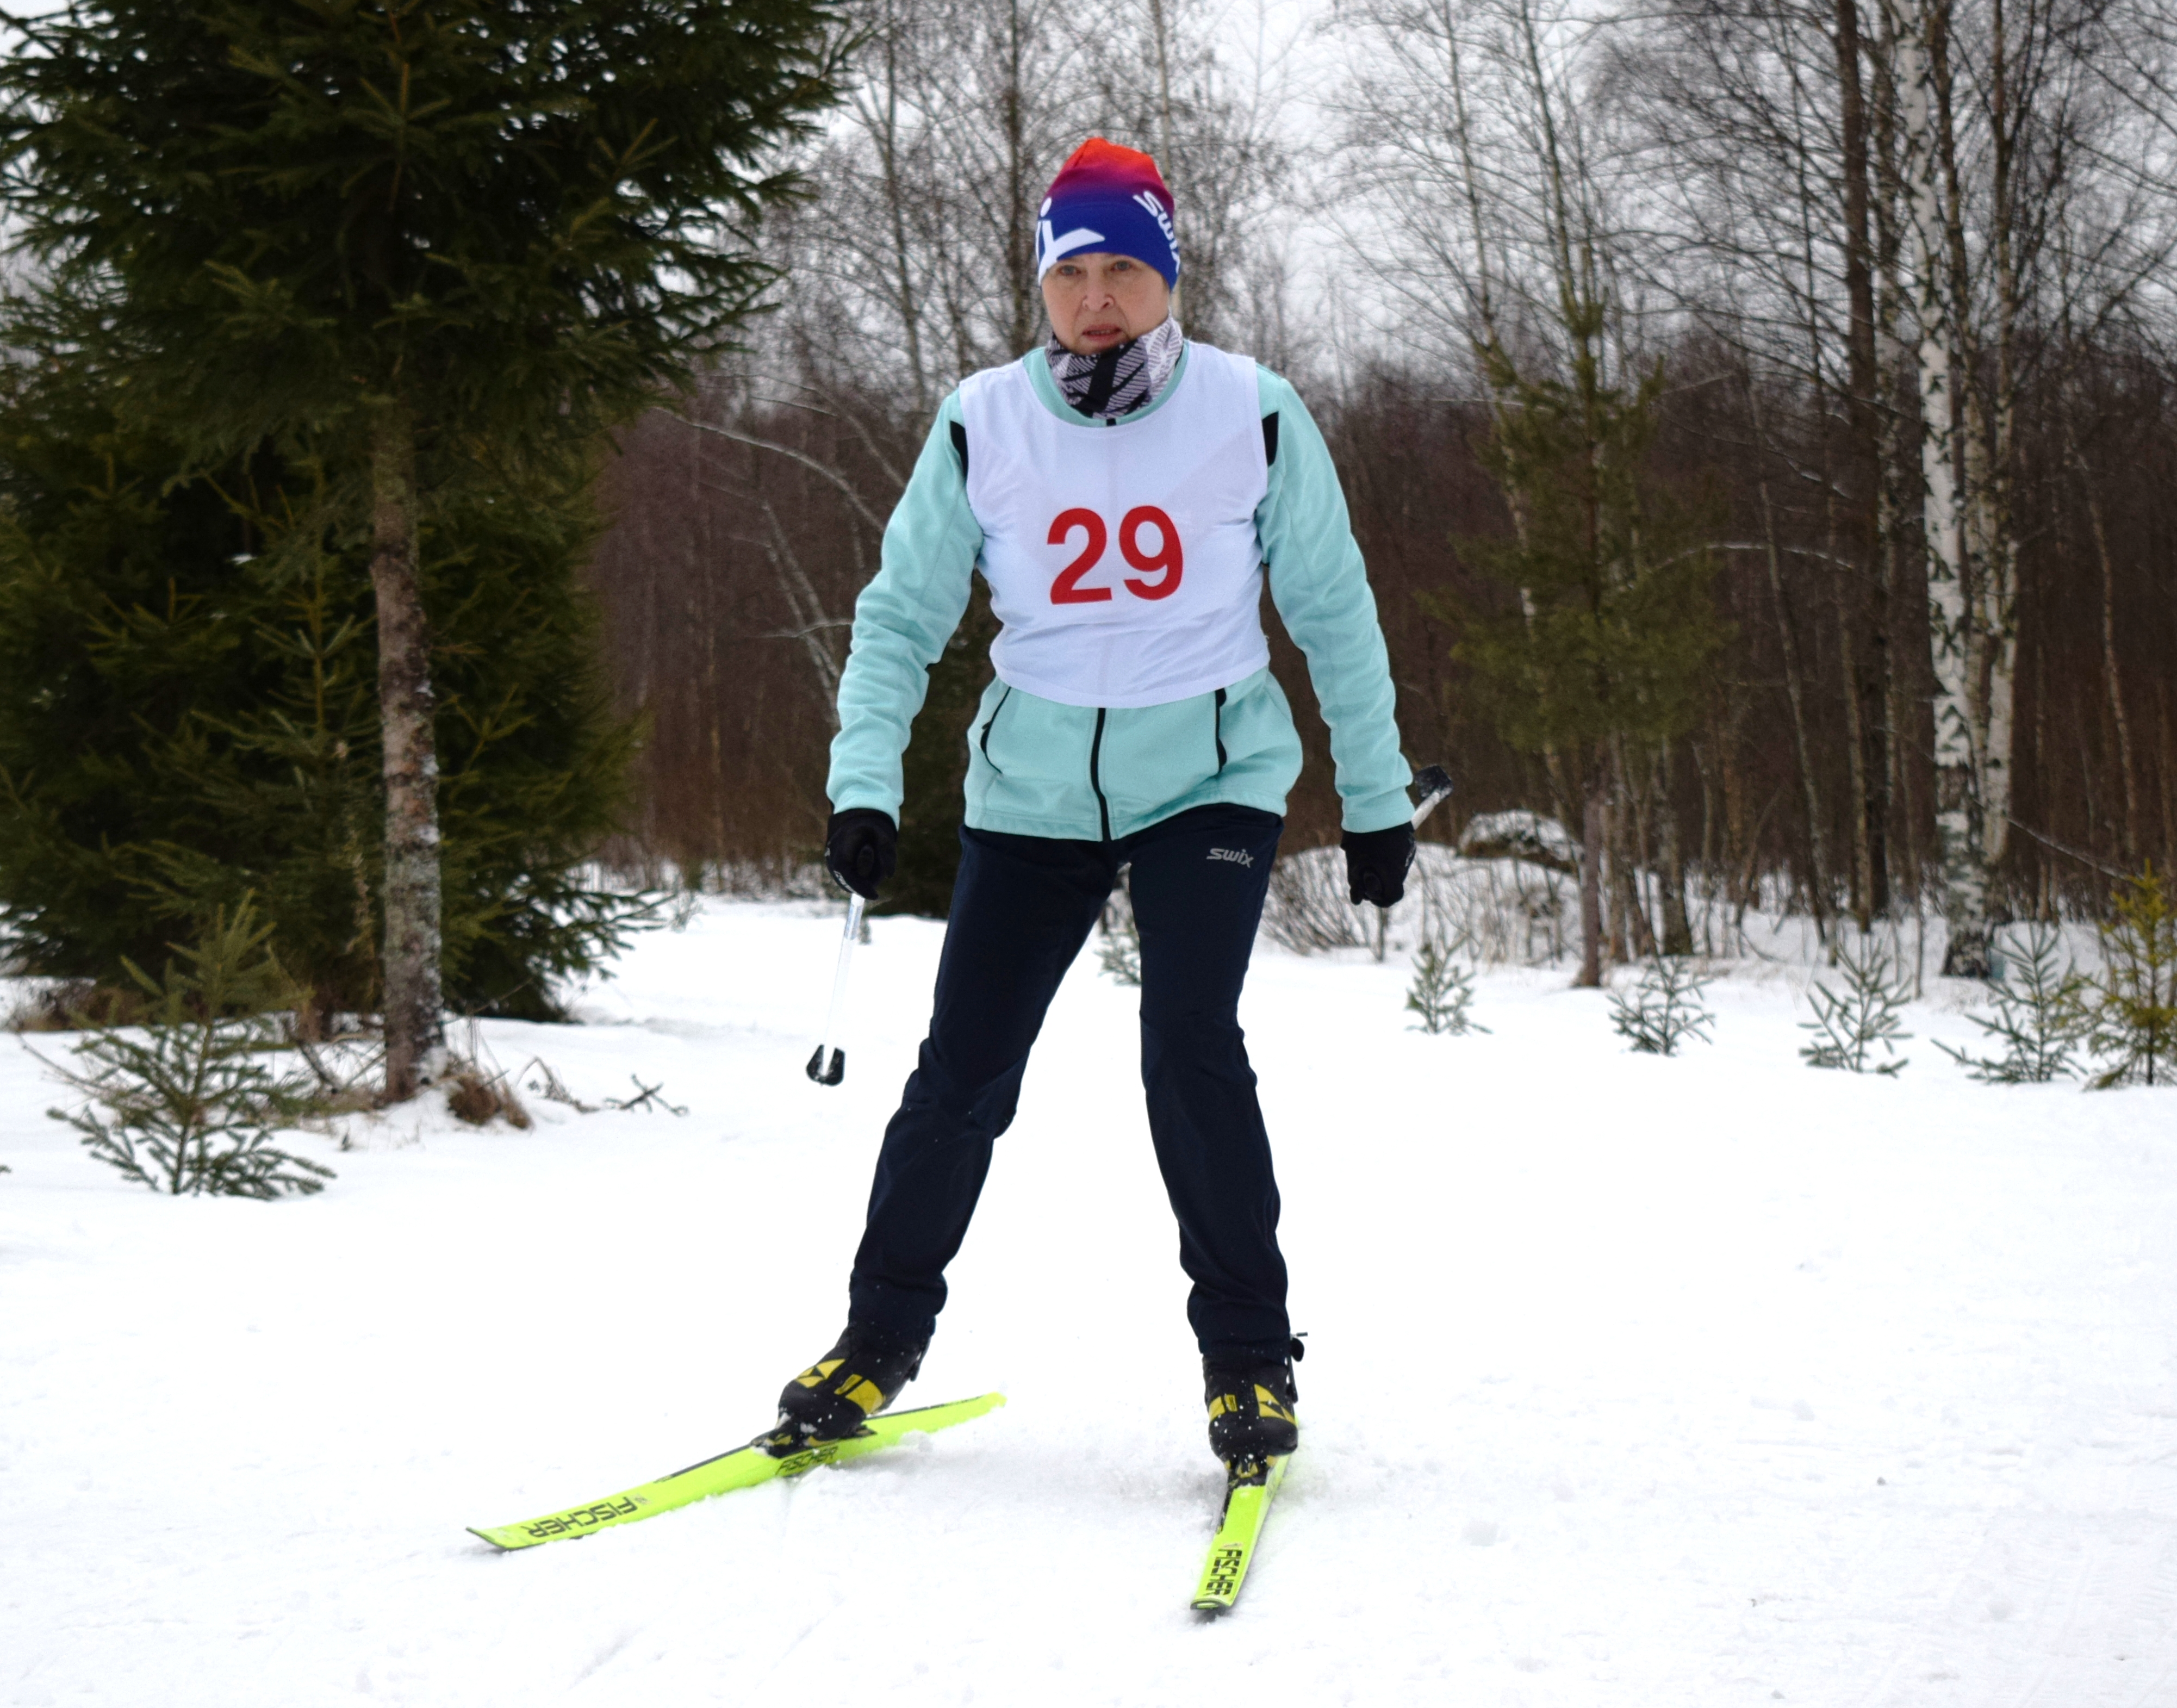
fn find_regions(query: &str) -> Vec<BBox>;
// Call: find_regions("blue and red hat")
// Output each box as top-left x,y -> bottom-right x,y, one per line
1035,138 -> 1181,288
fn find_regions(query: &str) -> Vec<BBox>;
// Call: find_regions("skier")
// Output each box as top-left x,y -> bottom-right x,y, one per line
780,138 -> 1415,1466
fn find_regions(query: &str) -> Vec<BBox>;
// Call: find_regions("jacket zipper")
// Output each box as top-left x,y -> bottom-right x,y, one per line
1089,707 -> 1112,841
978,685 -> 1011,775
1213,687 -> 1228,774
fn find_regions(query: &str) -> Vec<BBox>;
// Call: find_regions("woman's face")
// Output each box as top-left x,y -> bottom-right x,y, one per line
1041,253 -> 1172,355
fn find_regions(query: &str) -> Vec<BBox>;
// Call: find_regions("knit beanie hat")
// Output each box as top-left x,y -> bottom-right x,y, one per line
1035,138 -> 1181,288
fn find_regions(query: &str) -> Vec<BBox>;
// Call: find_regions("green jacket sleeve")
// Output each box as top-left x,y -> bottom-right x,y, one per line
1254,369 -> 1413,833
825,392 -> 982,820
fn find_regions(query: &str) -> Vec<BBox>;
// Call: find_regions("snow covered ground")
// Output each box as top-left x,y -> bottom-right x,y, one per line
5,897 -> 2176,1706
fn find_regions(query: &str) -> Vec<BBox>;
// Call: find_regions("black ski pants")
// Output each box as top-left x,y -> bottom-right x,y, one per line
848,802 -> 1292,1359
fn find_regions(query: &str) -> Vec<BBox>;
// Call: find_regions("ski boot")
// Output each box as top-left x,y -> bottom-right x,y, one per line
774,1324 -> 928,1448
1203,1339 -> 1302,1462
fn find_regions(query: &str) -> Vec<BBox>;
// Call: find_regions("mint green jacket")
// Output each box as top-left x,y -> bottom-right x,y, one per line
826,346 -> 1412,841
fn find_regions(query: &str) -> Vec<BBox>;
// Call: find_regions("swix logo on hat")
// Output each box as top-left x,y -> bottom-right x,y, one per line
1035,138 -> 1181,287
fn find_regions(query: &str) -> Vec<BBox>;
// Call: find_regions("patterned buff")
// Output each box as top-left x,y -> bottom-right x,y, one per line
1045,315 -> 1185,423
1035,137 -> 1181,287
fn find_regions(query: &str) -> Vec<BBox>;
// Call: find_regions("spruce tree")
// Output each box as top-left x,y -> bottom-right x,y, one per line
0,365 -> 644,1020
40,900 -> 335,1198
1405,939 -> 1486,1035
1799,939 -> 1914,1075
1444,336 -> 1726,989
2088,866 -> 2177,1089
1935,923 -> 2087,1084
1,0 -> 841,1097
1609,955 -> 1715,1055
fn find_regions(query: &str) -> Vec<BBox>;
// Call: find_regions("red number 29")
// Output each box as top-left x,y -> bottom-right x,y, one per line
1046,505 -> 1184,604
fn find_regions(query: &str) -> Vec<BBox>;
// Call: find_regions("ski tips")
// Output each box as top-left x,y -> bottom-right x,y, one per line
806,1044 -> 844,1085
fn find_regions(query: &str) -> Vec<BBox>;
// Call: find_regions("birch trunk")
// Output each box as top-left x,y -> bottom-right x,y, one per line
370,405 -> 446,1102
1886,0 -> 1991,976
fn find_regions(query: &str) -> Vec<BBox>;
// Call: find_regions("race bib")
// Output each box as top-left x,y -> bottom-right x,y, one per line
958,341 -> 1271,709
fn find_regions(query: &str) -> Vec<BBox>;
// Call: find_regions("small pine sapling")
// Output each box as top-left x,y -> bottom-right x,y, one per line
1799,938 -> 1913,1075
1935,923 -> 2088,1083
39,902 -> 333,1197
2086,865 -> 2177,1088
1609,956 -> 1715,1055
1098,869 -> 1142,987
1406,937 -> 1488,1035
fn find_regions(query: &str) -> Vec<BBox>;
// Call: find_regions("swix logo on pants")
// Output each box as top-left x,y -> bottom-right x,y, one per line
957,341 -> 1272,710
1208,847 -> 1255,867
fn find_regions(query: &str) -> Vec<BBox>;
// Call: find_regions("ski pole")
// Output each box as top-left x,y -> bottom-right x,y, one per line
1411,763 -> 1454,829
806,891 -> 865,1085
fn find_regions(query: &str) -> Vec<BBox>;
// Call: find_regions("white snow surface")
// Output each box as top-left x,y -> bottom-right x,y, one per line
7,899 -> 2177,1706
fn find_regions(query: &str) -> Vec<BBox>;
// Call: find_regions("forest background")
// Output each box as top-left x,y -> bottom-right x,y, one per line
4,0 -> 2175,1036
597,0 -> 2177,966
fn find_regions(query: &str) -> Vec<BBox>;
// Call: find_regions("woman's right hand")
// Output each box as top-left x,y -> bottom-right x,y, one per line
825,809 -> 898,899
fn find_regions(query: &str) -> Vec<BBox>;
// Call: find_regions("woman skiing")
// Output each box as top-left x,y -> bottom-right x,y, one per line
778,138 -> 1416,1466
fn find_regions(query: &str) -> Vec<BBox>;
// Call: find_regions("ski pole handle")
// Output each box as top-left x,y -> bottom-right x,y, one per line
1411,764 -> 1454,829
806,892 -> 864,1086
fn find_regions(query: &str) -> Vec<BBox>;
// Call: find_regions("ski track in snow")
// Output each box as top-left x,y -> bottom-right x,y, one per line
4,899 -> 2175,1706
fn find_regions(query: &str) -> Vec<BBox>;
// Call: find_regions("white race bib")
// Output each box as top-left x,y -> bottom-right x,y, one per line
959,341 -> 1271,709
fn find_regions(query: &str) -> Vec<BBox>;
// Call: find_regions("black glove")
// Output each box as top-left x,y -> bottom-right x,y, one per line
1342,823 -> 1415,908
825,809 -> 897,899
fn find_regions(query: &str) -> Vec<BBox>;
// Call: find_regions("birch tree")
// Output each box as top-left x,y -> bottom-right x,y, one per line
1882,0 -> 2157,970
1884,0 -> 1992,972
1613,0 -> 2168,967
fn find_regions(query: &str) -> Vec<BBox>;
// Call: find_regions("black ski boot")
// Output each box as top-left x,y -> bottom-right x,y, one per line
775,1324 -> 928,1445
1203,1340 -> 1302,1462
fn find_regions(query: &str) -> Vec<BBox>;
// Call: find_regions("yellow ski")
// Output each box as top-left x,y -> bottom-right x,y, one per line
1191,1452 -> 1290,1612
469,1392 -> 1006,1551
